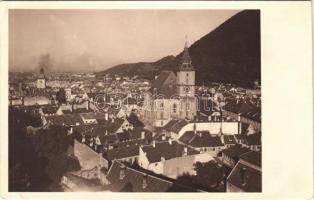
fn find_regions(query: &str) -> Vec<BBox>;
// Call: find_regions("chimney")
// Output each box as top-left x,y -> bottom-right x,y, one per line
141,131 -> 145,139
152,140 -> 156,148
168,138 -> 172,145
161,157 -> 165,162
183,147 -> 188,156
193,122 -> 197,134
240,167 -> 247,185
119,165 -> 126,180
238,114 -> 242,134
86,100 -> 90,110
142,174 -> 148,189
105,113 -> 109,121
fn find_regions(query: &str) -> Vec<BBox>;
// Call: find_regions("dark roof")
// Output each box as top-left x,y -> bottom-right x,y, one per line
170,120 -> 188,133
106,161 -> 197,192
227,162 -> 261,192
179,131 -> 223,148
141,141 -> 199,163
163,120 -> 180,131
225,100 -> 256,116
149,71 -> 177,98
127,113 -> 144,128
242,107 -> 261,122
223,135 -> 237,145
45,114 -> 83,126
240,151 -> 261,167
41,106 -> 58,115
103,145 -> 139,160
117,131 -> 131,142
98,134 -> 118,145
80,112 -> 108,120
245,133 -> 261,146
222,145 -> 251,160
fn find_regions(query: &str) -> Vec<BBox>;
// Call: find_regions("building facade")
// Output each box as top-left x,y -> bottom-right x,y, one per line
141,41 -> 197,128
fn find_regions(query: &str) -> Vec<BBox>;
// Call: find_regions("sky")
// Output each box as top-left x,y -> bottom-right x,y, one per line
9,9 -> 241,72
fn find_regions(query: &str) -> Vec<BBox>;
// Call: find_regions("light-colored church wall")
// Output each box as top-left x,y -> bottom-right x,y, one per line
178,122 -> 239,138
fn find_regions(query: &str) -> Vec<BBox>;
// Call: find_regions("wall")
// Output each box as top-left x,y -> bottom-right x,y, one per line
177,122 -> 239,138
74,139 -> 108,170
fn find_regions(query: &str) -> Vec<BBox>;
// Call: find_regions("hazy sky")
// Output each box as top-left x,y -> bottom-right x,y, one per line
9,9 -> 240,72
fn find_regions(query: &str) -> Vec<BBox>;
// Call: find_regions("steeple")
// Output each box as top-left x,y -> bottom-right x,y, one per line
39,66 -> 45,78
178,36 -> 194,71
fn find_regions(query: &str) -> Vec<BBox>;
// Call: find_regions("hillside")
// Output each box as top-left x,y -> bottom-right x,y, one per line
97,10 -> 260,87
96,55 -> 175,80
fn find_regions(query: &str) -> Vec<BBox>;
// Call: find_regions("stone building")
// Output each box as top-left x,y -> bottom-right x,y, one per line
141,41 -> 197,128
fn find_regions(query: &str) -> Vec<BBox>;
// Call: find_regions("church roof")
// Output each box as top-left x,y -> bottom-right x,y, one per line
149,71 -> 176,98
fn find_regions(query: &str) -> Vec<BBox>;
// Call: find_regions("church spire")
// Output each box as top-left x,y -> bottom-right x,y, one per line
178,36 -> 194,71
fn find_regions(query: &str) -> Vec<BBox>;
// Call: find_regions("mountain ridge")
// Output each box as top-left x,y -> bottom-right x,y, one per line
97,10 -> 261,87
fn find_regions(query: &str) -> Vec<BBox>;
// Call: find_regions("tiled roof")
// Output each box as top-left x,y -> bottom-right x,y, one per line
149,71 -> 177,98
227,162 -> 261,192
45,114 -> 83,126
99,134 -> 118,145
222,145 -> 251,159
141,141 -> 199,163
41,106 -> 58,115
179,131 -> 223,148
225,100 -> 255,115
127,113 -> 144,128
245,133 -> 261,146
242,107 -> 261,122
103,145 -> 139,160
80,112 -> 108,120
162,120 -> 180,131
117,131 -> 131,142
223,135 -> 237,145
170,120 -> 188,133
240,151 -> 261,168
105,161 -> 197,192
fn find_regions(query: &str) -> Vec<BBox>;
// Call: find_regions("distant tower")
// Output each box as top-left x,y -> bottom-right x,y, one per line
37,67 -> 46,89
176,37 -> 196,120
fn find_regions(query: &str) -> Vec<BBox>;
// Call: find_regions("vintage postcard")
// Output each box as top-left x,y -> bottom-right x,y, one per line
0,1 -> 312,200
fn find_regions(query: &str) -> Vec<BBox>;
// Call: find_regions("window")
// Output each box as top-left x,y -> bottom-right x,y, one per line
173,104 -> 177,113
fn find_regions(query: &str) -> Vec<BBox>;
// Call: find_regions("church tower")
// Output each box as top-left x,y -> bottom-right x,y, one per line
37,67 -> 46,89
176,38 -> 196,120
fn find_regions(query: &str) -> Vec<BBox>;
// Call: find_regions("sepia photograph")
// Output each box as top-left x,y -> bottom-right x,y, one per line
8,8 -> 262,193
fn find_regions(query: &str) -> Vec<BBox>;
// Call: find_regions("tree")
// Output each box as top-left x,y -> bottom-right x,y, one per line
56,88 -> 66,104
193,160 -> 227,190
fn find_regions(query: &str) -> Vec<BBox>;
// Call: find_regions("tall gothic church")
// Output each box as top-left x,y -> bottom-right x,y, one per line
141,40 -> 197,127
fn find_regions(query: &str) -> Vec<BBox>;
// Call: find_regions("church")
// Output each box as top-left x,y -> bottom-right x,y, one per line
141,41 -> 197,128
37,66 -> 46,89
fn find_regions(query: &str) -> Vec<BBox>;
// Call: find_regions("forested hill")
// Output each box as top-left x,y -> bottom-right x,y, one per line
97,10 -> 261,87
